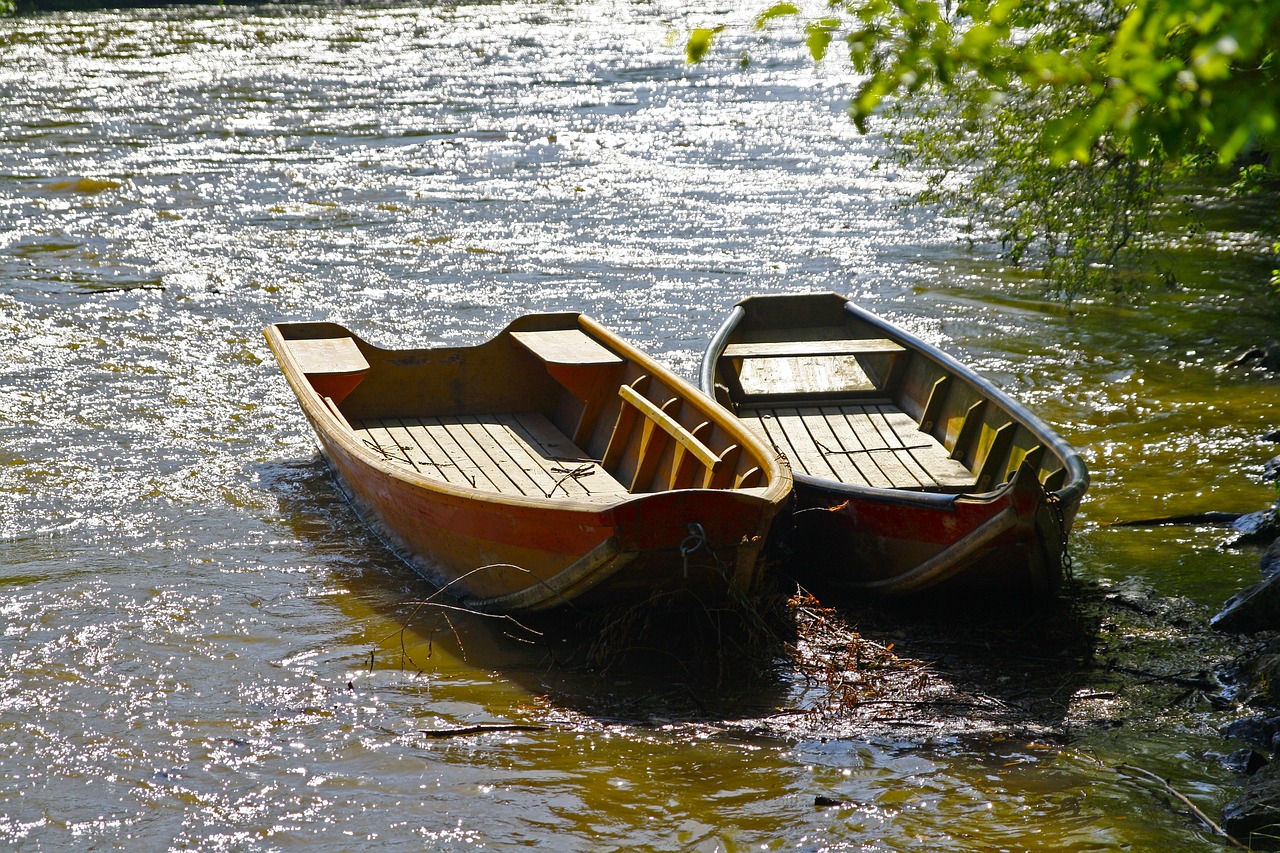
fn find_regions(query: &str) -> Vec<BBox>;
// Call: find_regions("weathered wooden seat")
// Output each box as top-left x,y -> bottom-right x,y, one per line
722,338 -> 905,359
718,336 -> 906,399
285,336 -> 370,404
511,328 -> 627,446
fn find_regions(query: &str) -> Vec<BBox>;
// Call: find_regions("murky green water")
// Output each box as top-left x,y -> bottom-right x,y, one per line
3,2 -> 1280,850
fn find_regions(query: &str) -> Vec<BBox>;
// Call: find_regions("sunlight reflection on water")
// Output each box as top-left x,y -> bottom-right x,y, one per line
1,1 -> 1278,850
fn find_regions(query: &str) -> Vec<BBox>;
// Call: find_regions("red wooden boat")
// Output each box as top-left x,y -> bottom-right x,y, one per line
265,313 -> 792,614
700,292 -> 1088,597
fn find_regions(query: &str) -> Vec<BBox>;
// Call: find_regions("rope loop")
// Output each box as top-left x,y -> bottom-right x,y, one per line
679,522 -> 708,578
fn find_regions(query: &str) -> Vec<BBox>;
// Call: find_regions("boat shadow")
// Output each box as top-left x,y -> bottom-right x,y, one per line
822,588 -> 1105,736
262,456 -> 799,726
265,458 -> 1144,740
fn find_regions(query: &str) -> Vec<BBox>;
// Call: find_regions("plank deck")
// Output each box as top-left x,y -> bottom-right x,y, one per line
349,413 -> 630,501
737,403 -> 977,491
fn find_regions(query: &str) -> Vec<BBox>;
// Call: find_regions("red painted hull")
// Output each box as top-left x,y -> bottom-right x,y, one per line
784,464 -> 1070,597
267,314 -> 791,614
700,292 -> 1088,599
316,427 -> 778,612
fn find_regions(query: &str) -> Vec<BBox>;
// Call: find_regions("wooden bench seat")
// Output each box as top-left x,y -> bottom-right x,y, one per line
511,329 -> 625,366
722,337 -> 905,359
285,336 -> 370,404
736,402 -> 976,491
349,412 -> 629,501
719,337 -> 906,398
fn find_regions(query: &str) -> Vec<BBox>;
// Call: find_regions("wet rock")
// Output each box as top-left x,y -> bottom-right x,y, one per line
1241,650 -> 1280,710
1264,539 -> 1280,579
1220,748 -> 1271,776
1232,343 -> 1280,373
1223,762 -> 1280,842
1222,714 -> 1280,753
1266,456 -> 1280,482
1264,429 -> 1280,444
1211,576 -> 1280,634
1228,509 -> 1280,548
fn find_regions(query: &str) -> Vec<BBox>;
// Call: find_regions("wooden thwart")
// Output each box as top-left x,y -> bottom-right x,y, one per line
511,329 -> 624,366
288,337 -> 370,403
723,338 -> 905,359
286,336 -> 370,376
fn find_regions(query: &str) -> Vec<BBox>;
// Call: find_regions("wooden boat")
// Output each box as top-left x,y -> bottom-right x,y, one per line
265,313 -> 792,614
700,292 -> 1088,598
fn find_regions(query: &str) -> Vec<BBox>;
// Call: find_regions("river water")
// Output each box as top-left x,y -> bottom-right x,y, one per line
3,1 -> 1280,850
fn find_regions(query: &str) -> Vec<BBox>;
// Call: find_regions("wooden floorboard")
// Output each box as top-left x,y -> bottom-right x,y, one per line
350,413 -> 627,500
739,403 -> 977,491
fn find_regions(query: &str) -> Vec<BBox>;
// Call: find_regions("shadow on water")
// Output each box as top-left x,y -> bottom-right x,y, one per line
258,446 -> 1244,751
259,453 -> 801,727
252,452 -> 1246,752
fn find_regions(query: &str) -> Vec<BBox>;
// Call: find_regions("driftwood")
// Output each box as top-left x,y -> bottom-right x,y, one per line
1105,512 -> 1245,528
418,723 -> 547,739
1115,762 -> 1249,850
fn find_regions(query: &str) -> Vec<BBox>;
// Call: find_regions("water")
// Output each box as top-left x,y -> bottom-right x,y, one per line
3,1 -> 1280,849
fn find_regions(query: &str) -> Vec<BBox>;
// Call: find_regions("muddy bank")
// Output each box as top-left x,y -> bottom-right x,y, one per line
481,575 -> 1251,842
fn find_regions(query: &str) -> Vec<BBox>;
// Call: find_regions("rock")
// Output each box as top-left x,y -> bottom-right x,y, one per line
1265,539 -> 1280,579
1222,715 -> 1280,752
1266,456 -> 1280,482
1223,762 -> 1280,842
1229,509 -> 1280,548
1212,576 -> 1280,634
1264,343 -> 1280,373
1228,650 -> 1280,709
1265,429 -> 1280,444
1231,348 -> 1266,369
1222,748 -> 1272,776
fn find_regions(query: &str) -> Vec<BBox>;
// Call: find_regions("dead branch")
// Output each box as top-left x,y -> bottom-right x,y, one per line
418,723 -> 548,739
1115,762 -> 1248,850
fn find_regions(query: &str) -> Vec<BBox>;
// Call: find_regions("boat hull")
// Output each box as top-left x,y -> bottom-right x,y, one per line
315,425 -> 776,612
783,463 -> 1068,597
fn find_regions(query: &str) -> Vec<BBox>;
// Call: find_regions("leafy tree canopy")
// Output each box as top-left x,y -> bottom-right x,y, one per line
694,0 -> 1279,168
689,0 -> 1280,301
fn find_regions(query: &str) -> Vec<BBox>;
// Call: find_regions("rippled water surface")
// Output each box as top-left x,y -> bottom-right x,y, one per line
3,1 -> 1280,850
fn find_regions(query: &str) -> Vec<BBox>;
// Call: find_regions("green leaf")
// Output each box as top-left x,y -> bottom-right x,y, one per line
806,18 -> 841,62
685,27 -> 724,64
755,2 -> 801,29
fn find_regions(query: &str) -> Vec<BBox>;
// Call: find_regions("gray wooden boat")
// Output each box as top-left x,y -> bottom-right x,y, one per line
700,292 -> 1088,597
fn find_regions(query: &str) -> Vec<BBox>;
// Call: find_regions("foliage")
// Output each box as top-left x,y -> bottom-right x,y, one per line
689,0 -> 1280,301
891,82 -> 1165,302
730,0 -> 1280,166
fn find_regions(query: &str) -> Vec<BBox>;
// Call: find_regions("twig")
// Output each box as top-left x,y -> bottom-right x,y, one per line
418,723 -> 547,739
70,284 -> 166,296
1115,762 -> 1248,850
547,463 -> 596,497
1104,512 -> 1245,528
362,438 -> 415,465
